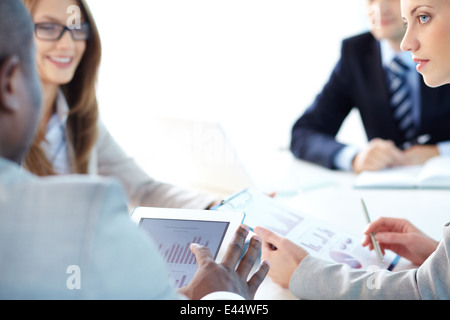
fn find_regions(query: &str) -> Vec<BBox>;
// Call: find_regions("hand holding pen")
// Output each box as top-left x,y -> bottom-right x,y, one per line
361,216 -> 439,266
361,199 -> 384,267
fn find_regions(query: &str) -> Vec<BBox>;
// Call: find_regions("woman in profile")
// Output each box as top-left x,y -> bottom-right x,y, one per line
256,0 -> 450,300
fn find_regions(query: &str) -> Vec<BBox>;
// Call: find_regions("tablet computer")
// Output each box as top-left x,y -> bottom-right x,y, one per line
131,207 -> 245,288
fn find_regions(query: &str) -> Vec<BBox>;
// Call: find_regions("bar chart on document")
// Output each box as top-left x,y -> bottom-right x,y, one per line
217,188 -> 398,270
285,216 -> 399,270
138,218 -> 229,288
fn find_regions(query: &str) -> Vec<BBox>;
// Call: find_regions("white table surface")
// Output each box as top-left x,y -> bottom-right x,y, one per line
252,156 -> 450,300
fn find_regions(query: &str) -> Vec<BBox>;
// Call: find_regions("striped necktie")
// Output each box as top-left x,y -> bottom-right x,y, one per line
386,56 -> 416,142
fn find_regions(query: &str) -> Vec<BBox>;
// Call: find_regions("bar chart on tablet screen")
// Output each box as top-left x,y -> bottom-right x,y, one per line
139,218 -> 229,288
156,236 -> 210,288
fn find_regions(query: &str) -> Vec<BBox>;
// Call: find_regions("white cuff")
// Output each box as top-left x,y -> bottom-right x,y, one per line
201,291 -> 245,300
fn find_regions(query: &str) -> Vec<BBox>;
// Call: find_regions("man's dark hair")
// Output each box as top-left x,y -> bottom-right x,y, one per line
0,0 -> 35,71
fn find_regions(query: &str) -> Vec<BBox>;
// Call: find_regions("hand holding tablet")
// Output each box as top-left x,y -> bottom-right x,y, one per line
131,207 -> 270,299
179,224 -> 270,300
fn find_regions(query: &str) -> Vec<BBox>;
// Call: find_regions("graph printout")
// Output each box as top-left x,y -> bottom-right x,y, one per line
217,188 -> 399,271
139,218 -> 229,288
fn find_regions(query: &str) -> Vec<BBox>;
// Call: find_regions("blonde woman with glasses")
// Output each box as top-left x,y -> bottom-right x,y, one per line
22,0 -> 218,210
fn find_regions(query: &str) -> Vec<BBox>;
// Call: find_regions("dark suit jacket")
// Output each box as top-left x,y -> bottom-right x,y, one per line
290,32 -> 450,169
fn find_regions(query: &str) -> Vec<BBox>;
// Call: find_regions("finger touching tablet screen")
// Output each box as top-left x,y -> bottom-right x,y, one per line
131,207 -> 245,288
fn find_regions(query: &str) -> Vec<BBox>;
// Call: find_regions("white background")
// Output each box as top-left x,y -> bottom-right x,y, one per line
86,0 -> 369,191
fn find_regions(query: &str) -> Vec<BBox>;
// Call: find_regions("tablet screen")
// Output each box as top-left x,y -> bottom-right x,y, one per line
138,218 -> 230,288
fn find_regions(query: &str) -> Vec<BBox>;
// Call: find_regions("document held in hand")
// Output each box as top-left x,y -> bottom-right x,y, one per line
354,156 -> 450,189
215,188 -> 399,271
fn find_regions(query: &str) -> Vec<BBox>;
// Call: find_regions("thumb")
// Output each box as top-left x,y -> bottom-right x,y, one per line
254,226 -> 282,248
190,243 -> 214,267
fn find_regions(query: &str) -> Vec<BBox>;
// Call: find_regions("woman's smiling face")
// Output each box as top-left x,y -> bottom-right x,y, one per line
32,0 -> 87,86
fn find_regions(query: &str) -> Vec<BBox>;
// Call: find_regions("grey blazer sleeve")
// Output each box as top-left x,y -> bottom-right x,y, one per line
0,162 -> 181,299
92,122 -> 218,209
289,224 -> 450,300
82,180 -> 182,299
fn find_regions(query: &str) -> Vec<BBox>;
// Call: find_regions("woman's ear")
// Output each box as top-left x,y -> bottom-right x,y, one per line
0,55 -> 21,113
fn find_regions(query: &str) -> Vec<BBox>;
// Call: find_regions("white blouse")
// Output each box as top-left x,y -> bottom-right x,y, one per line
41,90 -> 217,209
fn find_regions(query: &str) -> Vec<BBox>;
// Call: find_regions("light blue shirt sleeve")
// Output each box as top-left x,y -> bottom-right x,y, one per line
333,145 -> 360,171
437,141 -> 450,155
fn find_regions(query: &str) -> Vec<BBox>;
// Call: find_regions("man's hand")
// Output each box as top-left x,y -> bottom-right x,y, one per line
178,225 -> 270,300
353,138 -> 404,173
400,145 -> 440,166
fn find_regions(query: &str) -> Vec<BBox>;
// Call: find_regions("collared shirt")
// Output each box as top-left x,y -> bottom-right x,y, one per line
380,39 -> 421,127
333,40 -> 450,171
41,90 -> 72,175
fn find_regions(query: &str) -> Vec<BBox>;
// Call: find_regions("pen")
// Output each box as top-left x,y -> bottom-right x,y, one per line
401,133 -> 431,150
361,199 -> 384,266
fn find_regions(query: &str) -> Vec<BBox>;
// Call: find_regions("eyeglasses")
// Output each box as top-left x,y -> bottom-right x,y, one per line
34,22 -> 90,41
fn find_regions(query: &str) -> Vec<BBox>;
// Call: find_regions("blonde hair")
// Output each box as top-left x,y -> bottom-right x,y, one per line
22,0 -> 101,175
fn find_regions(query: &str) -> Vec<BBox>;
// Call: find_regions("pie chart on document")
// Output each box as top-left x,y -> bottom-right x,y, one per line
329,251 -> 362,269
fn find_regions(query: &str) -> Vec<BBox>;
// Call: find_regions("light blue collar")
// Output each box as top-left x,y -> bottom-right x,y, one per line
380,39 -> 415,70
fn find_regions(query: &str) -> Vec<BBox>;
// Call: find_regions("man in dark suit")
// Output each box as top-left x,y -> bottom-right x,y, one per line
290,0 -> 450,173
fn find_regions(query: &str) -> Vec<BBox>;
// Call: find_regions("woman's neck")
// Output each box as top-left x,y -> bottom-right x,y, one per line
39,82 -> 59,132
